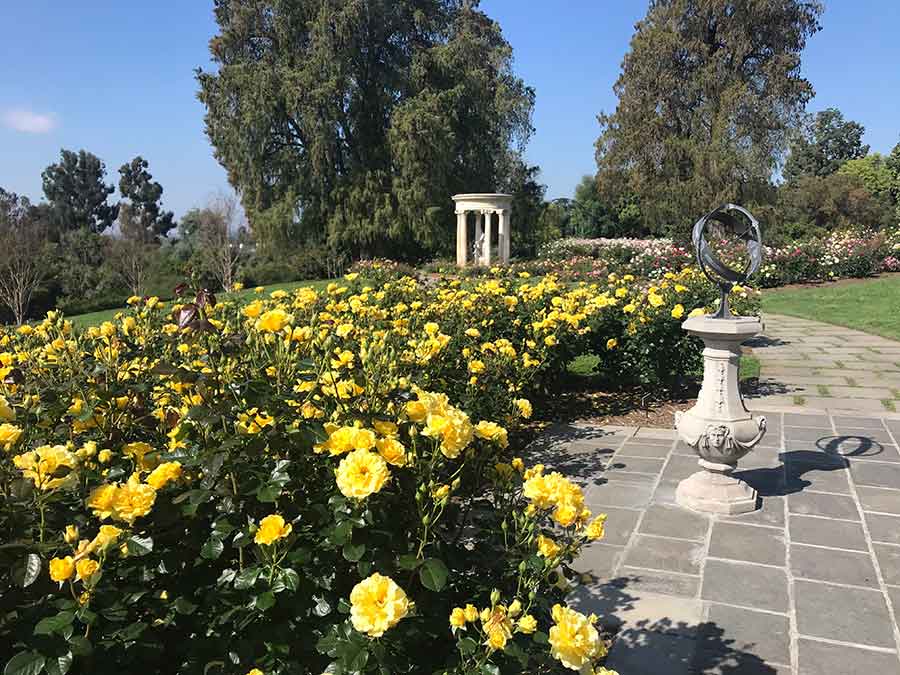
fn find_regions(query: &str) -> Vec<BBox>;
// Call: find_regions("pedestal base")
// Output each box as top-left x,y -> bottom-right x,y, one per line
676,469 -> 758,515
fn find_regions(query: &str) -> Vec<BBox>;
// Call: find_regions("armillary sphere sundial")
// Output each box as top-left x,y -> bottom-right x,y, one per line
675,204 -> 767,515
691,203 -> 762,319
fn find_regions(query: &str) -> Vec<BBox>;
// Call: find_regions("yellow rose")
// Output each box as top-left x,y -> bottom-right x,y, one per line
87,484 -> 119,520
255,514 -> 293,545
449,607 -> 467,628
514,398 -> 532,419
335,450 -> 390,500
349,573 -> 409,637
475,421 -> 509,448
122,442 -> 154,470
585,514 -> 607,540
536,534 -> 561,558
671,304 -> 685,319
481,606 -> 512,651
0,423 -> 23,451
464,604 -> 479,622
549,604 -> 604,670
255,309 -> 291,333
606,338 -> 617,350
111,479 -> 157,525
146,461 -> 183,490
0,395 -> 15,421
75,558 -> 100,582
91,525 -> 123,551
372,420 -> 398,437
376,437 -> 407,466
242,300 -> 263,318
688,307 -> 705,318
13,445 -> 77,491
517,614 -> 538,634
64,525 -> 79,544
49,556 -> 75,582
405,400 -> 427,422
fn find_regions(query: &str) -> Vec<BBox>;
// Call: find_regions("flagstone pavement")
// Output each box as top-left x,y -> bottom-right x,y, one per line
746,314 -> 900,415
527,412 -> 900,674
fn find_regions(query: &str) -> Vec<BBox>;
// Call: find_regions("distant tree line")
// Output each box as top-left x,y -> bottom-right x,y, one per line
197,0 -> 899,258
0,150 -> 271,324
578,0 -> 900,244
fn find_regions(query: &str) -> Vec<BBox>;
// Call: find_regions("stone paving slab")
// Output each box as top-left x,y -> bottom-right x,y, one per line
748,314 -> 900,415
527,412 -> 900,674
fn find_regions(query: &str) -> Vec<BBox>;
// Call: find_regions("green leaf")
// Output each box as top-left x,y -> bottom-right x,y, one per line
331,520 -> 353,546
255,484 -> 282,502
356,560 -> 372,578
21,554 -> 41,588
200,536 -> 224,560
173,598 -> 197,615
397,554 -> 419,570
279,568 -> 300,592
457,637 -> 478,655
532,631 -> 549,645
479,665 -> 500,675
68,637 -> 92,657
342,543 -> 365,562
3,651 -> 45,675
34,611 -> 75,636
44,653 -> 72,675
126,535 -> 153,557
233,566 -> 260,590
419,558 -> 448,592
118,621 -> 146,641
255,592 -> 275,611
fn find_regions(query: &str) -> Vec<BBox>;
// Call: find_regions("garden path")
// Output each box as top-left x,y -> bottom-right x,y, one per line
526,412 -> 900,674
746,313 -> 900,415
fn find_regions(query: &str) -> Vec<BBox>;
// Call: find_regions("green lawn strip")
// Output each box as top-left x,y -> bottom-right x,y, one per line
68,279 -> 333,330
739,354 -> 760,381
762,275 -> 900,341
567,354 -> 601,377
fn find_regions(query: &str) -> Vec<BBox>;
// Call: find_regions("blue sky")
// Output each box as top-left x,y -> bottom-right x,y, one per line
1,1 -> 899,218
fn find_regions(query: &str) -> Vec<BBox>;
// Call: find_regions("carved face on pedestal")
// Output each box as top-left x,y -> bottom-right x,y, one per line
708,425 -> 728,449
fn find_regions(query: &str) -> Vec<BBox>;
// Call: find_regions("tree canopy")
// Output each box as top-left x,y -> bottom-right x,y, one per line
197,0 -> 534,259
594,0 -> 823,237
41,149 -> 118,234
784,108 -> 869,181
118,156 -> 176,242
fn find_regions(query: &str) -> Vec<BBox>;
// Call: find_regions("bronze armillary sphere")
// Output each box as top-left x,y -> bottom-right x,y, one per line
691,204 -> 762,319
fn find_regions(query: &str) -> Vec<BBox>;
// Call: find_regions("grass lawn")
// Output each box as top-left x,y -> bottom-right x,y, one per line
68,278 -> 333,330
761,274 -> 900,341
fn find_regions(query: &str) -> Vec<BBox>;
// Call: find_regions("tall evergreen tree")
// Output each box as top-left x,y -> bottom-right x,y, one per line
197,0 -> 533,258
784,108 -> 869,181
595,0 -> 823,237
41,149 -> 118,234
118,156 -> 176,242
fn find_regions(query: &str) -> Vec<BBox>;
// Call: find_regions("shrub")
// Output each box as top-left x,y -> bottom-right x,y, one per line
3,278 -> 677,674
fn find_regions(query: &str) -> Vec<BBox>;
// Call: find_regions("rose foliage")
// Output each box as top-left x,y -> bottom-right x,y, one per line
0,272 -> 747,673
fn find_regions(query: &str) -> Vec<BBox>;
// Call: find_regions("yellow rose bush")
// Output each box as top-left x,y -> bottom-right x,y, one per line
0,272 -> 751,673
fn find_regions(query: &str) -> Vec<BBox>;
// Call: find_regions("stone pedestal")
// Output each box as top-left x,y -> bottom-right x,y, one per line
675,316 -> 767,515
